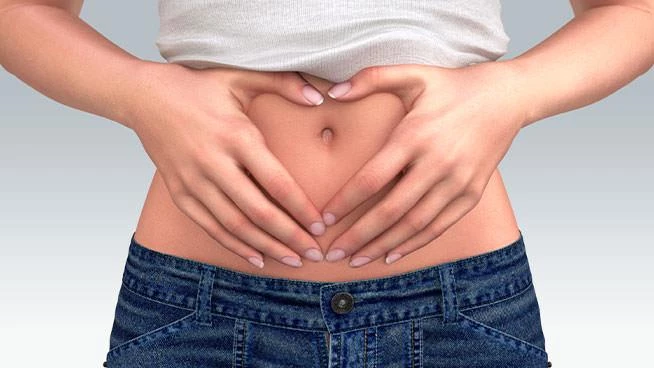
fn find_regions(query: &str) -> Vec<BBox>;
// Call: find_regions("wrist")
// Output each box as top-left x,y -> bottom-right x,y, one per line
121,60 -> 185,132
488,59 -> 537,130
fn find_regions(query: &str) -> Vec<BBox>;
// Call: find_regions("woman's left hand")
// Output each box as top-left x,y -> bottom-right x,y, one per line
319,61 -> 528,267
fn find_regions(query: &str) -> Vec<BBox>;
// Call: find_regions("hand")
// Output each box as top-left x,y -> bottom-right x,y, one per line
126,62 -> 327,269
319,62 -> 527,267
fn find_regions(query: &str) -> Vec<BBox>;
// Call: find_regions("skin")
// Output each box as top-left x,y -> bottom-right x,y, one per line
1,0 -> 652,270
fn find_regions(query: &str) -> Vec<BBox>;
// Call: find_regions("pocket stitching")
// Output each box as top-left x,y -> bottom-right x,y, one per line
457,282 -> 548,358
121,279 -> 195,312
459,279 -> 534,313
107,309 -> 198,359
457,312 -> 547,358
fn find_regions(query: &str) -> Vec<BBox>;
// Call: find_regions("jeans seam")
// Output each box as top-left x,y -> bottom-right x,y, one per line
458,280 -> 534,312
121,280 -> 195,312
458,313 -> 548,356
373,326 -> 378,368
107,311 -> 196,358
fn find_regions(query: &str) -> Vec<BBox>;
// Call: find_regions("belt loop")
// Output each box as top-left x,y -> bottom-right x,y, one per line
196,265 -> 215,326
437,264 -> 460,325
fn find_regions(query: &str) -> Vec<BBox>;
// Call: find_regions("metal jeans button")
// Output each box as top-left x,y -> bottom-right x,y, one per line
330,292 -> 354,314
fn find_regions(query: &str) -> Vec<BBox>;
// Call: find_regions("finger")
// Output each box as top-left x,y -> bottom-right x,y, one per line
235,137 -> 327,238
169,190 -> 267,269
346,178 -> 459,267
181,174 -> 310,267
233,70 -> 325,106
326,64 -> 426,105
201,162 -> 323,264
320,139 -> 412,230
384,193 -> 480,265
324,161 -> 439,264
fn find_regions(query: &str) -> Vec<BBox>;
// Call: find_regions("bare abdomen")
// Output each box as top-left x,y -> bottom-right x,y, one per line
133,71 -> 521,282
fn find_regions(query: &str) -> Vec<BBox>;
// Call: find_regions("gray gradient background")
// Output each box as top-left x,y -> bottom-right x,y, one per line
1,1 -> 652,367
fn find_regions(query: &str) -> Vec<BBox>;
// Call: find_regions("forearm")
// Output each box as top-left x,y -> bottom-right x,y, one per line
499,4 -> 654,128
0,4 -> 153,129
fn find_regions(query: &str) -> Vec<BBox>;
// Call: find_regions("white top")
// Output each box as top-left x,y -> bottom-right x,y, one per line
155,0 -> 510,83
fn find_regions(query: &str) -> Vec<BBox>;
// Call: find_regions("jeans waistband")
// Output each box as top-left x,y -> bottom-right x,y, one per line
121,230 -> 533,334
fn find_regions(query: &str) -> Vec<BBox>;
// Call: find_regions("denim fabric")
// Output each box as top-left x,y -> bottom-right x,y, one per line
104,230 -> 551,368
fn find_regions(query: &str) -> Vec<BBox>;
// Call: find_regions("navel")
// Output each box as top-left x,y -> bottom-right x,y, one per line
320,127 -> 334,144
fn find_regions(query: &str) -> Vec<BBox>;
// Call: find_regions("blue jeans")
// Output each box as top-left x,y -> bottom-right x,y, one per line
104,230 -> 552,367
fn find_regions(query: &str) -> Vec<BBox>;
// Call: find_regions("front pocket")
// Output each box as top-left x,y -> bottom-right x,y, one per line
106,283 -> 199,359
457,281 -> 548,359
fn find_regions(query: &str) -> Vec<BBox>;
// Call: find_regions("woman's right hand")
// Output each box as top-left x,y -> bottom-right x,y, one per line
126,62 -> 327,269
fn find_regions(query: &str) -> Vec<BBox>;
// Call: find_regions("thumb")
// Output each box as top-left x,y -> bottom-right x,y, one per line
233,70 -> 325,106
326,64 -> 426,103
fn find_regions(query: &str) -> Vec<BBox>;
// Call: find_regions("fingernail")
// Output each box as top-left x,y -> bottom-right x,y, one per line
281,256 -> 303,268
322,212 -> 336,226
385,253 -> 402,264
349,256 -> 372,267
325,248 -> 345,262
310,221 -> 326,236
327,81 -> 351,99
304,248 -> 324,262
303,85 -> 324,105
248,256 -> 264,269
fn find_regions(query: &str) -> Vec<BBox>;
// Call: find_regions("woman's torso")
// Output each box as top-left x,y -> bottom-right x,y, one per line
133,71 -> 521,282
